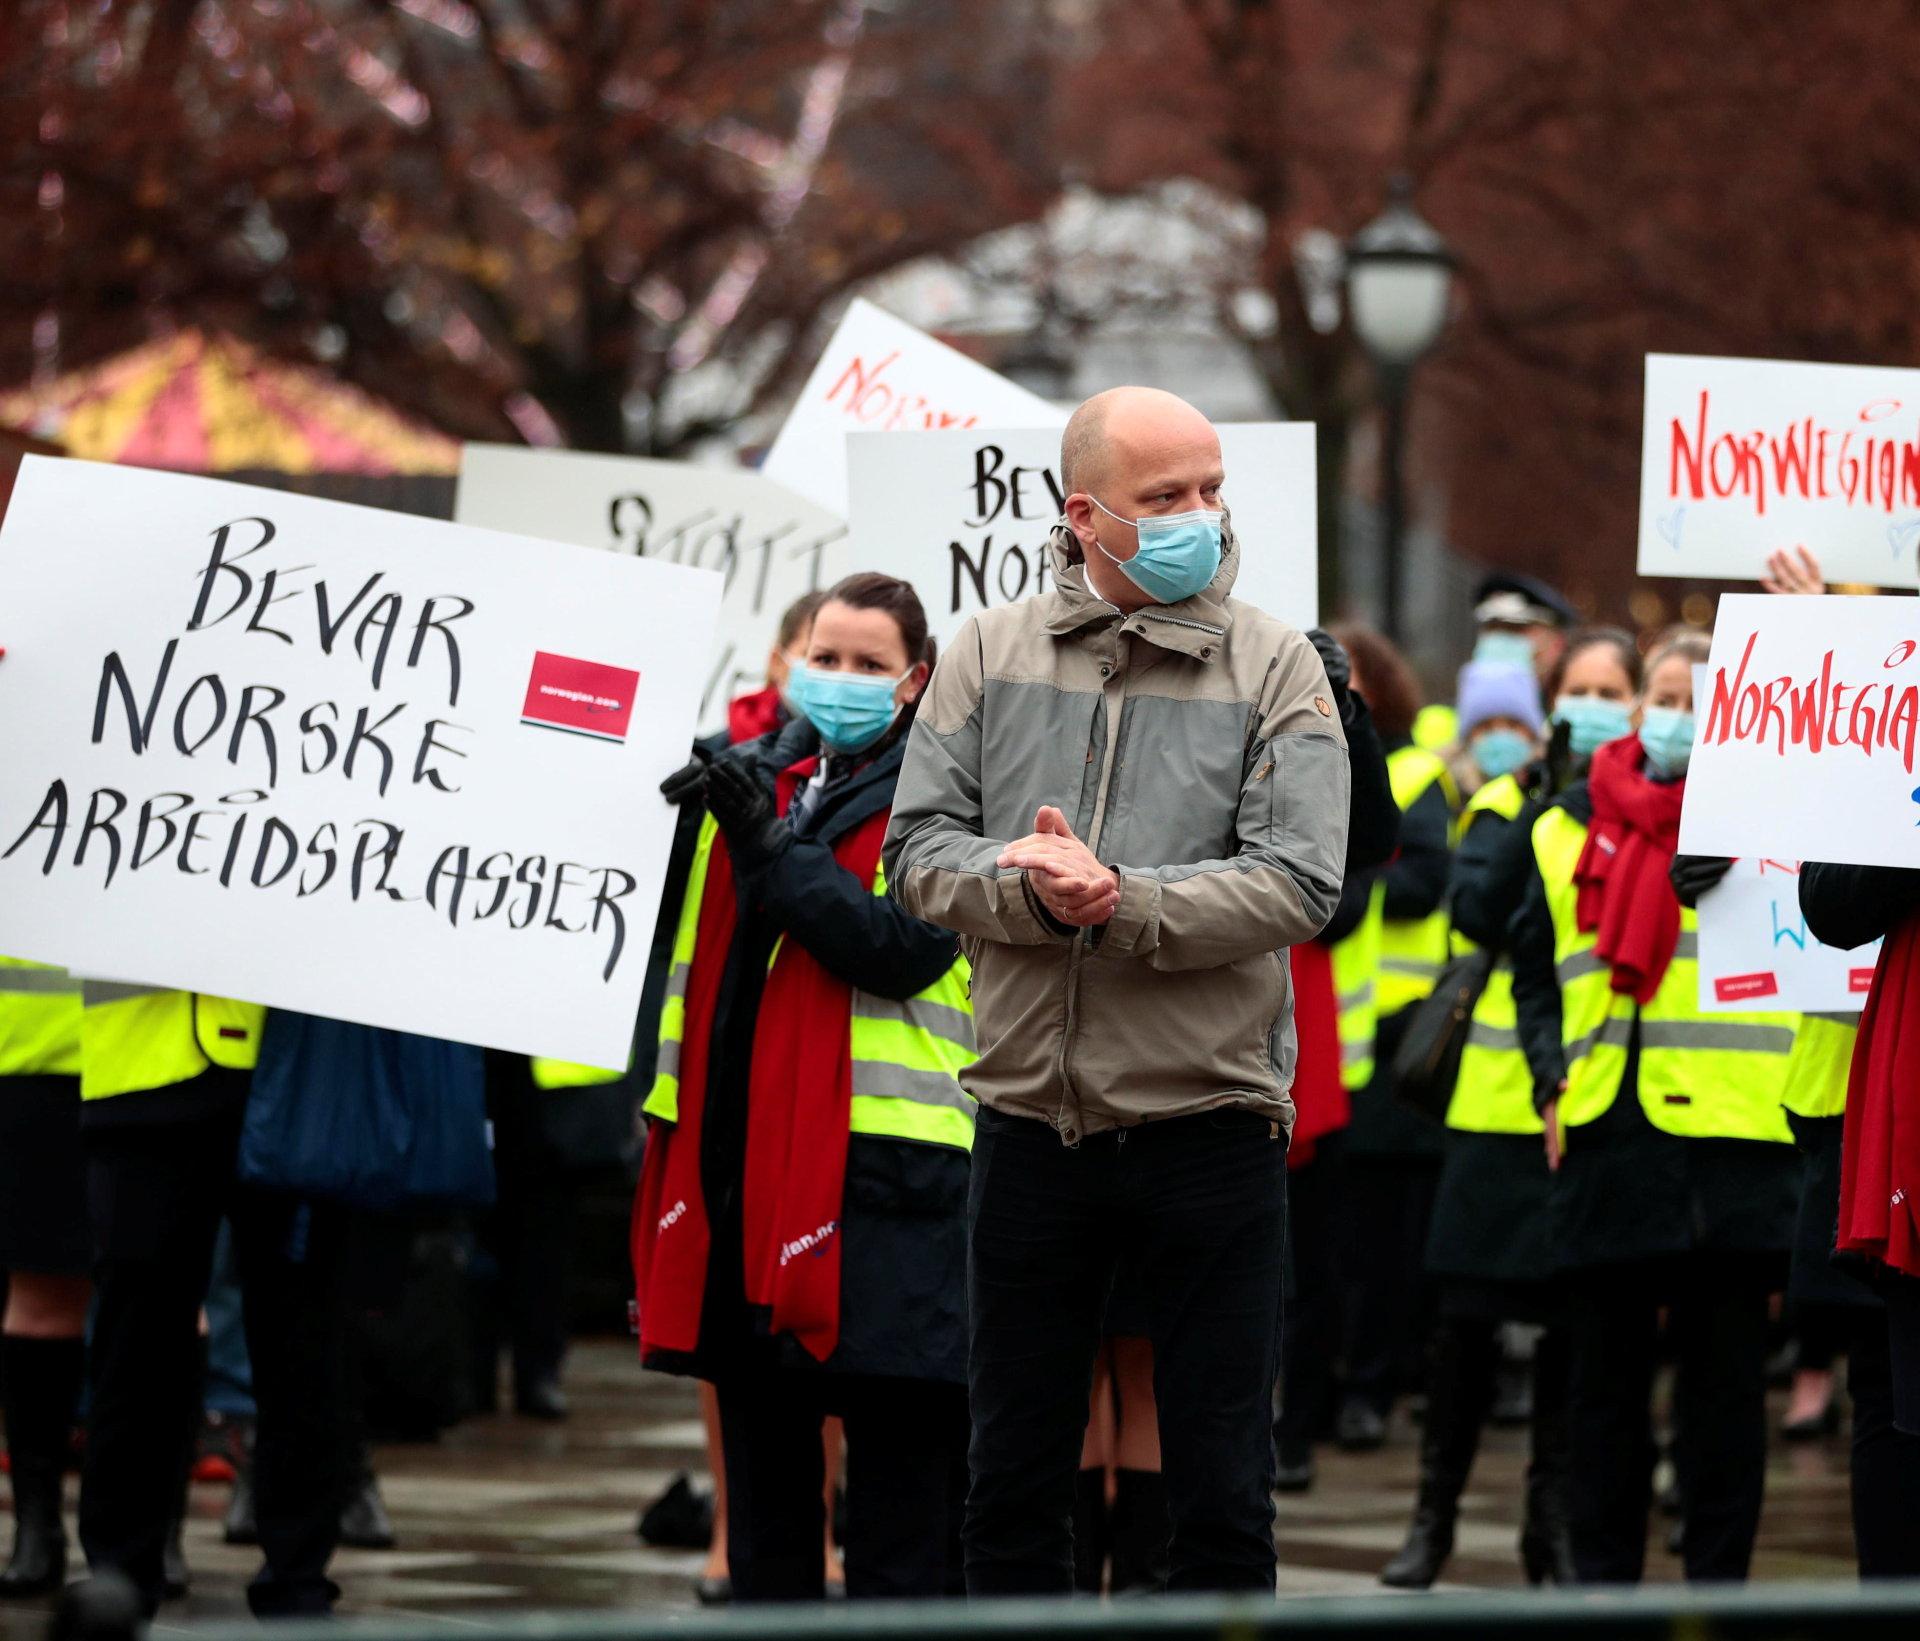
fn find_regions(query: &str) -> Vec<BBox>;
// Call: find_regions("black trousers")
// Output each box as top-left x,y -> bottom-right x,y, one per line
1337,1154 -> 1438,1415
715,1363 -> 968,1602
479,1054 -> 575,1395
1276,1139 -> 1344,1448
79,1086 -> 355,1616
1562,1256 -> 1770,1584
1847,1303 -> 1920,1577
965,1106 -> 1288,1597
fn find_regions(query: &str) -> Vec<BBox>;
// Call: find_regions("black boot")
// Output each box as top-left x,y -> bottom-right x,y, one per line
338,1443 -> 397,1551
1381,1318 -> 1497,1590
0,1336 -> 84,1598
1106,1468 -> 1170,1594
1519,1327 -> 1578,1586
1071,1468 -> 1107,1595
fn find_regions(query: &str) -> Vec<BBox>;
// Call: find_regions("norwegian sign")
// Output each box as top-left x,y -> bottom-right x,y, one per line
1696,856 -> 1877,1014
1639,353 -> 1920,586
761,299 -> 1064,515
0,456 -> 719,1067
455,444 -> 844,734
845,424 -> 1319,643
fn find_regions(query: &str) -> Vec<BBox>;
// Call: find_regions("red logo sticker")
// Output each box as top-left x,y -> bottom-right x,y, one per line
1714,971 -> 1779,1002
1851,967 -> 1877,994
521,651 -> 640,744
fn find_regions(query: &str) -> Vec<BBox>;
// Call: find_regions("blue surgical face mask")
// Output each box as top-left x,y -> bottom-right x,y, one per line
789,664 -> 903,754
1638,706 -> 1696,780
1553,694 -> 1633,759
1088,496 -> 1223,606
1474,631 -> 1536,671
1470,728 -> 1533,781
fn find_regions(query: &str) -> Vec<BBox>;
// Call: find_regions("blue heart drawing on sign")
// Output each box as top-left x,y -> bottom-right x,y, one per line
1889,518 -> 1920,560
1656,506 -> 1686,550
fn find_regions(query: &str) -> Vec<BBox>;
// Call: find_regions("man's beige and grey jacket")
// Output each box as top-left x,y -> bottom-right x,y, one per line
881,523 -> 1349,1145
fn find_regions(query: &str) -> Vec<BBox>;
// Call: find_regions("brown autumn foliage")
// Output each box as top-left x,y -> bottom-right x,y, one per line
0,0 -> 1057,455
1072,0 -> 1920,622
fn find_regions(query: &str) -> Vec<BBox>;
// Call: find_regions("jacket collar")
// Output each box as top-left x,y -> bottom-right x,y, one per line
1038,515 -> 1240,662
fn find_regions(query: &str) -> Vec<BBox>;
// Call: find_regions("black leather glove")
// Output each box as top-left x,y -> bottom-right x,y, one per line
1670,853 -> 1735,908
1306,627 -> 1351,697
706,756 -> 790,870
660,743 -> 712,806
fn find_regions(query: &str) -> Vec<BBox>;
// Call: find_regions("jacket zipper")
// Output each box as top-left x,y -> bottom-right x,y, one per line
1052,636 -> 1131,1142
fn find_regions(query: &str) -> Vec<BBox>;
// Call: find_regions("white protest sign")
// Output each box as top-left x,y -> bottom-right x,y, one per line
761,299 -> 1064,515
0,456 -> 720,1067
1696,857 -> 1878,1013
846,424 -> 1318,643
1639,353 -> 1920,585
1678,593 -> 1920,868
454,444 -> 845,734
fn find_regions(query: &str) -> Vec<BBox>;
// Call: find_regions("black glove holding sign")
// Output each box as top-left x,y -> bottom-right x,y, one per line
1670,853 -> 1735,908
705,757 -> 792,872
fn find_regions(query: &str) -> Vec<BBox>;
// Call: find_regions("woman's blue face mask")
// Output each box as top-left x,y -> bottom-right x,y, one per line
788,663 -> 905,754
1553,694 -> 1633,759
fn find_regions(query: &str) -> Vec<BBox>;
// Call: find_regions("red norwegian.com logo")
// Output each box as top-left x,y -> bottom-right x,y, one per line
521,651 -> 641,744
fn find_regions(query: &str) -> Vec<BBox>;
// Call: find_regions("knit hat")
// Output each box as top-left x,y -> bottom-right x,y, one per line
1456,660 -> 1544,737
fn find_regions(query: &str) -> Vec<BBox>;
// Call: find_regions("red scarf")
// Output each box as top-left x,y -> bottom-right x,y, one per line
1838,912 -> 1920,1279
631,762 -> 877,1364
727,685 -> 786,745
1574,737 -> 1686,1005
1286,939 -> 1349,1170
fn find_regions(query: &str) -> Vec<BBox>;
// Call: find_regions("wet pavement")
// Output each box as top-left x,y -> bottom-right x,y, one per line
0,1339 -> 1862,1636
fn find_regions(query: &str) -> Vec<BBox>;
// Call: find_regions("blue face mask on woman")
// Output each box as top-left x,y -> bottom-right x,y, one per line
1553,694 -> 1633,759
788,664 -> 904,754
1088,497 -> 1223,605
1638,706 -> 1697,780
1470,728 -> 1533,781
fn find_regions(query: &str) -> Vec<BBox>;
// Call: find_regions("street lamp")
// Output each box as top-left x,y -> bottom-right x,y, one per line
1346,177 -> 1454,641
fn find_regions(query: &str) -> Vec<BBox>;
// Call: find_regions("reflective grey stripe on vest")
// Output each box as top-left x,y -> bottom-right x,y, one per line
0,969 -> 81,996
80,981 -> 173,1006
663,962 -> 690,1004
1337,984 -> 1373,1012
655,1038 -> 682,1080
1639,1019 -> 1794,1056
1465,1021 -> 1521,1053
1380,957 -> 1441,978
1341,1039 -> 1372,1068
1565,1014 -> 1632,1065
1558,931 -> 1699,987
851,994 -> 975,1051
848,1060 -> 977,1111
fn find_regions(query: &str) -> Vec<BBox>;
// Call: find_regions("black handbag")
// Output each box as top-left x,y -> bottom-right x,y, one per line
1390,946 -> 1496,1123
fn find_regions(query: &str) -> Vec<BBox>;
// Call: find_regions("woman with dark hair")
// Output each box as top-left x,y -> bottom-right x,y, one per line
1325,624 -> 1459,1449
1382,627 -> 1642,1588
632,573 -> 975,1602
1508,630 -> 1799,1584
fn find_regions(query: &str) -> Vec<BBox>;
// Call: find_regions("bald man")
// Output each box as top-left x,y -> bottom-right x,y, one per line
884,387 -> 1350,1595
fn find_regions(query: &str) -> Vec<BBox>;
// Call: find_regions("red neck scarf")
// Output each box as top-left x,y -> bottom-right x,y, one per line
1838,913 -> 1920,1279
1286,939 -> 1349,1170
727,685 -> 786,746
631,761 -> 879,1365
1575,737 -> 1685,1005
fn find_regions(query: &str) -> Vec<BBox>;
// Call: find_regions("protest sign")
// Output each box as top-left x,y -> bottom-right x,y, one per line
1678,593 -> 1920,868
0,456 -> 720,1067
455,444 -> 845,733
845,424 -> 1319,642
1639,353 -> 1920,585
761,299 -> 1064,515
1696,856 -> 1877,1013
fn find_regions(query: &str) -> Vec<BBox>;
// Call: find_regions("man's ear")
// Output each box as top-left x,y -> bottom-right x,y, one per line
1060,500 -> 1096,564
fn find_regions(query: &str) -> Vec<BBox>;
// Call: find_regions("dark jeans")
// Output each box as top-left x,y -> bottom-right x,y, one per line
1562,1256 -> 1770,1584
479,1053 -> 576,1396
1848,1303 -> 1920,1577
1276,1139 -> 1344,1448
1337,1154 -> 1438,1414
80,1087 -> 355,1617
965,1105 -> 1288,1597
716,1362 -> 968,1601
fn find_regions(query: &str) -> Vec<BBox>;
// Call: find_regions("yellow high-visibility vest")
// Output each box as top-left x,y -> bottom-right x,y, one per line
531,1058 -> 625,1090
79,985 -> 265,1102
1443,775 -> 1541,1135
1377,745 -> 1461,1017
1330,883 -> 1386,1092
645,816 -> 976,1153
1532,806 -> 1794,1143
0,957 -> 82,1078
1413,703 -> 1459,754
1779,1013 -> 1858,1122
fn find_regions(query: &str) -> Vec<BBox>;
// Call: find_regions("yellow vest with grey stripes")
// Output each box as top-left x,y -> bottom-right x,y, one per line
1330,884 -> 1386,1091
644,815 -> 977,1153
0,957 -> 82,1078
1779,1013 -> 1858,1121
1377,745 -> 1461,1017
1444,775 -> 1541,1135
79,984 -> 265,1102
1531,805 -> 1794,1142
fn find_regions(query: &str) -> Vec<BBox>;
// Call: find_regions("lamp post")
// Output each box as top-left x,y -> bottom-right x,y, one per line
1345,178 -> 1454,641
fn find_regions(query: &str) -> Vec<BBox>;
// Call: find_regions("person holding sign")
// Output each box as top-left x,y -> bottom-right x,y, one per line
884,386 -> 1349,1595
1508,630 -> 1799,1585
632,573 -> 976,1603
